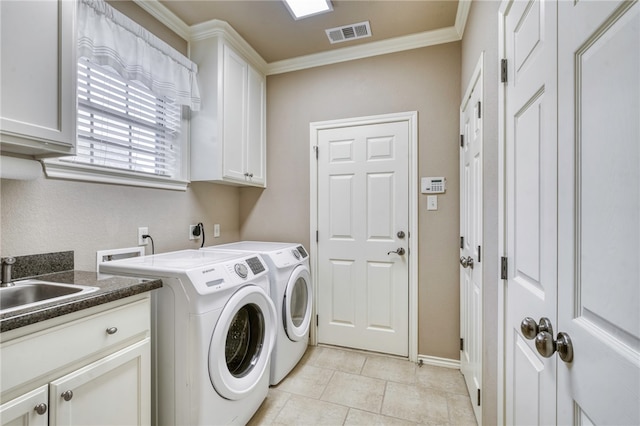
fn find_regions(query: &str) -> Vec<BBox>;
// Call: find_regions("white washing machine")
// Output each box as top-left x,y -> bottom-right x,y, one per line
99,249 -> 276,425
202,242 -> 312,385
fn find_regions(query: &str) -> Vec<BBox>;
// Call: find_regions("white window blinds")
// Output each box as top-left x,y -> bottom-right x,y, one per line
68,58 -> 181,177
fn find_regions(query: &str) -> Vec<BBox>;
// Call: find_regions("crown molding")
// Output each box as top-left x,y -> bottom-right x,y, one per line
132,0 -> 469,75
265,26 -> 460,75
189,19 -> 268,73
133,0 -> 190,40
455,0 -> 472,38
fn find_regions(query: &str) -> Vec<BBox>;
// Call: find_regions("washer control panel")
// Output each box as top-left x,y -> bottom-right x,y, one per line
269,244 -> 310,268
188,254 -> 269,294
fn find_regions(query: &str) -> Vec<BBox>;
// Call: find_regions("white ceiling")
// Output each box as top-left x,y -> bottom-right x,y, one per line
135,0 -> 469,73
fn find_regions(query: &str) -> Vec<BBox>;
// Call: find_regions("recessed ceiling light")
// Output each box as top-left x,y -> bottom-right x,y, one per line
283,0 -> 332,20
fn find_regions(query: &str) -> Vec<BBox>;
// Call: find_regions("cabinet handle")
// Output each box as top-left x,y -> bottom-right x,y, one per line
34,403 -> 48,415
61,390 -> 73,401
106,327 -> 118,335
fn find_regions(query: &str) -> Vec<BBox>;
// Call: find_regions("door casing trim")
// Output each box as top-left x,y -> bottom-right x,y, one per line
498,2 -> 512,424
309,111 -> 419,362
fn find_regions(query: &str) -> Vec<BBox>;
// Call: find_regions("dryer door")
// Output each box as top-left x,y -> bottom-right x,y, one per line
209,285 -> 276,400
283,265 -> 312,341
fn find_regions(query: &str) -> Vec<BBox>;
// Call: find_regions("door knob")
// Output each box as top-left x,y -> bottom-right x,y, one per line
34,403 -> 47,415
387,247 -> 405,255
397,231 -> 406,239
459,256 -> 474,269
535,331 -> 574,363
61,390 -> 73,401
520,317 -> 553,340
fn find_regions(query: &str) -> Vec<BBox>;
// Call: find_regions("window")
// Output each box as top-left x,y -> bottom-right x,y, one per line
44,0 -> 199,191
72,58 -> 181,178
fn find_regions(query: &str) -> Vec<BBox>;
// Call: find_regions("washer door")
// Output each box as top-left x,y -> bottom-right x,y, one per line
209,285 -> 276,400
283,265 -> 312,341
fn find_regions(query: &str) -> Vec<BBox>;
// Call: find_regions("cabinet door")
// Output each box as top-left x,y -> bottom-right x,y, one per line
0,385 -> 48,426
0,0 -> 76,157
222,44 -> 248,182
246,65 -> 266,187
49,339 -> 150,426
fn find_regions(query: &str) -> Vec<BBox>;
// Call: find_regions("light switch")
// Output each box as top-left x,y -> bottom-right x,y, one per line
427,195 -> 438,211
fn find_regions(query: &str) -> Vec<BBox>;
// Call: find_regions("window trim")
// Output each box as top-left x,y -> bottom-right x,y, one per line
43,157 -> 190,191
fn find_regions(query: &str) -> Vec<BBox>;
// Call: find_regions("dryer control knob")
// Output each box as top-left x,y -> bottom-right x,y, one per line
292,249 -> 301,260
234,263 -> 248,279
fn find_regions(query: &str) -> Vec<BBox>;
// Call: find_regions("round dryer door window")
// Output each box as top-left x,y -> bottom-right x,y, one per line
209,285 -> 276,400
284,266 -> 312,341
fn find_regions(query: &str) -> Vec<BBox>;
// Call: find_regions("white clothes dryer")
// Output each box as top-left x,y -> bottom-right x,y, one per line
203,242 -> 312,385
100,249 -> 276,425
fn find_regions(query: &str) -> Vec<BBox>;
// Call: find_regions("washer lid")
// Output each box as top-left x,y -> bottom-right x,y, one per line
100,249 -> 246,275
209,241 -> 294,252
100,249 -> 270,296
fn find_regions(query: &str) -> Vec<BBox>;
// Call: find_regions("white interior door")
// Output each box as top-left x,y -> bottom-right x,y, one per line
460,56 -> 483,425
557,1 -> 640,424
502,0 -> 640,424
317,117 -> 409,357
503,0 -> 558,424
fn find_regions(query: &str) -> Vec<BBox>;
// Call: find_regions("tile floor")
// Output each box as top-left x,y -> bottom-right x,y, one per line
248,345 -> 478,426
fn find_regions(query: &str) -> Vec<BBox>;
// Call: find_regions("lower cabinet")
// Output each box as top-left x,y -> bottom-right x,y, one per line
0,386 -> 48,426
0,296 -> 151,426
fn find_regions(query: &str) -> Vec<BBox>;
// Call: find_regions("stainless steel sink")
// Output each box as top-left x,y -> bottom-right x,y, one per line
0,280 -> 99,314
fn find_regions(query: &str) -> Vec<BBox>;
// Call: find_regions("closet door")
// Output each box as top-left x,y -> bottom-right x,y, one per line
502,0 -> 558,424
557,1 -> 640,424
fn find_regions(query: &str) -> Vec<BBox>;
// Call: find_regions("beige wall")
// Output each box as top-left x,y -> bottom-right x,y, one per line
0,179 -> 240,271
239,43 -> 463,359
461,1 -> 501,425
106,0 -> 188,55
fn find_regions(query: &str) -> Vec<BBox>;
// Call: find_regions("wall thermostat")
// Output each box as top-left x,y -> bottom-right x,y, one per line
421,177 -> 446,194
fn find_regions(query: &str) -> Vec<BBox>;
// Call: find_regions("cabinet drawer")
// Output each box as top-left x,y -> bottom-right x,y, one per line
1,298 -> 149,395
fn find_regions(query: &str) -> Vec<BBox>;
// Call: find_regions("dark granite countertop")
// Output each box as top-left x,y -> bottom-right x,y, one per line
0,270 -> 162,333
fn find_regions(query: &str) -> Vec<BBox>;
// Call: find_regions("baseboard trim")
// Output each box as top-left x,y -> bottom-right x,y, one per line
418,355 -> 460,369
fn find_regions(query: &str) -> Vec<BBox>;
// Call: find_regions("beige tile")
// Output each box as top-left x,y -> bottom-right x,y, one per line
273,364 -> 333,399
272,395 -> 349,426
381,382 -> 450,424
308,346 -> 367,374
247,389 -> 291,426
447,394 -> 477,426
361,355 -> 417,384
296,344 -> 319,367
344,408 -> 417,425
415,365 -> 468,396
321,371 -> 386,413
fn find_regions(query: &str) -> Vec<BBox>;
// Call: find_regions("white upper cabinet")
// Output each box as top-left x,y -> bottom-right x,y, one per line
0,0 -> 77,157
190,34 -> 266,187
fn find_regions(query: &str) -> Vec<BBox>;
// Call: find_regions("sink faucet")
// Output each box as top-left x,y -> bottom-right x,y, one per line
1,257 -> 16,287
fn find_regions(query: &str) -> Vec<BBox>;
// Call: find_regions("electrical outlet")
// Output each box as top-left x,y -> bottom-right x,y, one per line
138,227 -> 149,245
214,224 -> 220,238
189,224 -> 200,240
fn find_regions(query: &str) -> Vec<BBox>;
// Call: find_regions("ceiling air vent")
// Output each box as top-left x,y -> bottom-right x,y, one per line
325,21 -> 372,44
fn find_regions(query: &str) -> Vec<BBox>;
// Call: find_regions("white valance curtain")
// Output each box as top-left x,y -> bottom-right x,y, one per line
77,0 -> 201,111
